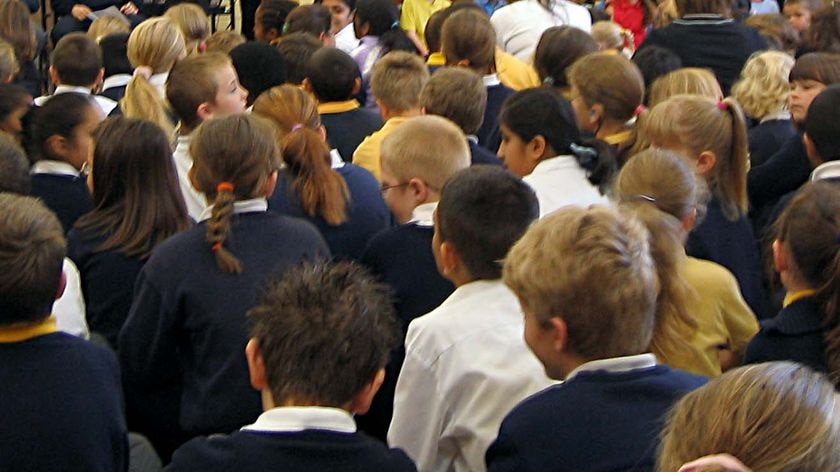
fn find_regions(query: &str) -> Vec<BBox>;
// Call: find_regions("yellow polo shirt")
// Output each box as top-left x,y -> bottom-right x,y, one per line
400,0 -> 451,47
495,48 -> 540,91
0,316 -> 58,343
352,116 -> 415,180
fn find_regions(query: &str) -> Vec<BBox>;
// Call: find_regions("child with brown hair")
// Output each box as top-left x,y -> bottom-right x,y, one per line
119,114 -> 329,459
0,39 -> 17,84
284,4 -> 336,46
0,0 -> 38,96
0,84 -> 31,144
204,30 -> 246,54
164,3 -> 211,56
784,0 -> 823,32
253,84 -> 390,260
534,26 -> 598,98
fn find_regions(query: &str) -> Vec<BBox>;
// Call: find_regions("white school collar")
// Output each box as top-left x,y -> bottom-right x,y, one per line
760,110 -> 791,123
35,86 -> 118,115
197,197 -> 268,222
811,160 -> 840,181
241,406 -> 357,434
330,149 -> 345,169
149,72 -> 168,98
31,160 -> 81,177
102,74 -> 132,91
482,73 -> 501,87
564,353 -> 657,381
409,201 -> 438,227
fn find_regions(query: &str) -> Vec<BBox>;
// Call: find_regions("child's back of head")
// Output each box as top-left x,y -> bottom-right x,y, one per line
50,32 -> 104,88
353,0 -> 416,54
0,132 -> 30,194
420,67 -> 487,136
647,67 -> 723,107
441,9 -> 496,74
534,26 -> 598,91
804,83 -> 840,163
0,83 -> 31,144
230,42 -> 287,106
255,0 -> 298,43
284,4 -> 333,45
305,46 -> 360,102
631,45 -> 682,104
205,30 -> 246,54
275,32 -> 323,84
568,52 -> 645,135
99,33 -> 132,79
87,16 -> 130,43
731,51 -> 794,121
0,38 -> 19,83
164,3 -> 211,56
371,51 -> 429,113
26,92 -> 98,166
437,166 -> 538,281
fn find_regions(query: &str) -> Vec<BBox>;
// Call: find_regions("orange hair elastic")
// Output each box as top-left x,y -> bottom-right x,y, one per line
217,182 -> 235,193
212,242 -> 223,252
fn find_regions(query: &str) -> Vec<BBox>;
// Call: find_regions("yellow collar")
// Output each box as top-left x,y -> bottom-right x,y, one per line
426,52 -> 446,66
317,99 -> 360,115
0,316 -> 59,343
603,130 -> 633,146
783,289 -> 818,308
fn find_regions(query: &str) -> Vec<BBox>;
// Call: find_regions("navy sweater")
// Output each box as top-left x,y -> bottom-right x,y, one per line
469,139 -> 504,166
744,297 -> 828,373
165,429 -> 417,472
118,211 -> 329,456
486,366 -> 706,472
0,332 -> 128,472
477,83 -> 515,154
269,164 -> 392,261
67,228 -> 147,349
30,173 -> 93,234
748,132 -> 811,214
321,106 -> 384,164
640,16 -> 767,93
748,119 -> 796,168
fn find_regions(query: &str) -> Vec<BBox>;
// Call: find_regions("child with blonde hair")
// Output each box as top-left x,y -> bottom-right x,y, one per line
0,39 -> 19,84
165,3 -> 211,56
591,20 -> 634,56
204,30 -> 246,54
647,67 -> 723,107
86,15 -> 130,42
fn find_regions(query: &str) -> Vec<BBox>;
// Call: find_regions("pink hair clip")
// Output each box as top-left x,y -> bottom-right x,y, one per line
634,104 -> 647,116
291,123 -> 304,132
717,100 -> 728,111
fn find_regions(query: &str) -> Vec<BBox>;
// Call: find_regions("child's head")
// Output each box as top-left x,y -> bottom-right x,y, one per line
568,52 -> 645,135
319,0 -> 356,34
275,32 -> 323,84
731,51 -> 795,120
78,117 -> 189,257
534,26 -> 598,90
50,33 -> 104,88
807,5 -> 840,53
637,95 -> 748,220
0,133 -> 30,194
190,114 -> 281,273
255,0 -> 298,43
284,5 -> 335,46
504,205 -> 656,379
745,13 -> 802,52
647,67 -> 723,107
304,46 -> 361,102
434,166 -> 538,283
99,33 -> 133,79
87,16 -> 130,43
631,46 -> 683,104
424,9 -> 447,54
371,50 -> 429,115
788,52 -> 840,123
26,93 -> 103,169
441,9 -> 496,74
591,21 -> 632,54
784,0 -> 823,32
379,115 -> 469,223
803,84 -> 840,163
165,3 -> 211,55
167,52 -> 248,132
498,88 -> 616,185
253,85 -> 350,225
0,38 -> 19,83
659,362 -> 840,471
353,0 -> 416,53
0,194 -> 66,326
0,84 -> 31,144
204,30 -> 246,54
420,67 -> 487,136
0,0 -> 36,62
229,42 -> 287,106
247,261 -> 399,411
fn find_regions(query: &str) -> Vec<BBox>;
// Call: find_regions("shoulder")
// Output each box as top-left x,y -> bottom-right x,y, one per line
683,257 -> 739,292
166,434 -> 237,471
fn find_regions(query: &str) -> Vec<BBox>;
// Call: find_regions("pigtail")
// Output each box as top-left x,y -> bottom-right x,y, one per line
570,138 -> 618,191
122,72 -> 175,139
715,97 -> 749,221
206,182 -> 243,274
282,127 -> 350,225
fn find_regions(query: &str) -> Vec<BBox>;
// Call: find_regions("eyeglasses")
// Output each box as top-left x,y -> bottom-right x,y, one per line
380,182 -> 409,194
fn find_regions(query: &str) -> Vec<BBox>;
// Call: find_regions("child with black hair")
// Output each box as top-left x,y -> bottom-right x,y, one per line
285,4 -> 336,46
423,9 -> 447,72
803,83 -> 840,180
254,0 -> 297,43
276,32 -> 324,85
319,0 -> 359,52
498,88 -> 613,217
631,45 -> 682,105
229,42 -> 287,108
534,25 -> 598,98
389,165 -> 552,472
165,262 -> 414,471
0,84 -> 31,145
98,32 -> 132,103
304,46 -> 383,162
35,33 -> 117,115
27,93 -> 103,233
119,115 -> 329,459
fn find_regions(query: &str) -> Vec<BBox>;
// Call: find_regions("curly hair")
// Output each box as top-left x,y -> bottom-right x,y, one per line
731,51 -> 795,119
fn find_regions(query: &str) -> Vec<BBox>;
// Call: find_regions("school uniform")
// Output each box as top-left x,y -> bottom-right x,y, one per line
335,23 -> 361,54
640,15 -> 767,93
810,159 -> 840,181
0,318 -> 128,472
389,279 -> 554,472
490,0 -> 592,62
351,37 -> 385,110
400,0 -> 451,47
468,137 -> 504,166
172,134 -> 208,222
319,100 -> 384,164
119,200 -> 329,457
748,112 -> 795,168
523,155 -> 608,218
745,294 -> 827,372
35,85 -> 118,116
100,74 -> 132,103
426,52 -> 446,75
54,258 -> 90,339
486,355 -> 707,472
353,116 -> 416,181
50,0 -> 144,44
494,49 -> 540,91
269,150 -> 392,261
30,160 -> 93,234
477,74 -> 515,154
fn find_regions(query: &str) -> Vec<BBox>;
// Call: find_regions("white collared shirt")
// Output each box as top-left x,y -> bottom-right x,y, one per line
564,353 -> 658,382
759,110 -> 791,123
811,160 -> 840,181
172,135 -> 209,222
53,258 -> 90,339
330,149 -> 346,169
241,406 -> 357,434
523,155 -> 609,218
408,201 -> 437,227
198,197 -> 268,222
389,279 -> 554,472
148,72 -> 168,99
35,85 -> 118,116
102,74 -> 132,92
490,0 -> 591,62
482,73 -> 502,87
335,22 -> 360,54
31,160 -> 81,177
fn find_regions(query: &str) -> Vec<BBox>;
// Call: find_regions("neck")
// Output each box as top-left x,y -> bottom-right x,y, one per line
383,107 -> 423,121
781,270 -> 812,294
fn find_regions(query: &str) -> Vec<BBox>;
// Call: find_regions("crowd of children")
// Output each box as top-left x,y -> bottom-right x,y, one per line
2,0 -> 840,470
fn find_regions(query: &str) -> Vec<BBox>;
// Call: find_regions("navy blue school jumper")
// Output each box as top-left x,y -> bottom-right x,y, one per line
118,210 -> 329,458
269,162 -> 392,261
477,81 -> 515,154
67,228 -> 147,349
486,365 -> 706,472
744,296 -> 828,373
166,429 -> 416,471
0,330 -> 129,472
748,118 -> 796,168
30,173 -> 93,234
320,101 -> 384,164
640,15 -> 767,94
748,133 -> 811,231
469,138 -> 504,166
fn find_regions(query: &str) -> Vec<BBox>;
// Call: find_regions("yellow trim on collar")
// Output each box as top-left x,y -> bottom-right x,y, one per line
0,316 -> 59,343
426,52 -> 446,66
603,130 -> 633,146
783,289 -> 817,308
317,99 -> 361,115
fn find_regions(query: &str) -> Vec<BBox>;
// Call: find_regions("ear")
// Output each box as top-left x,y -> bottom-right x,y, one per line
376,99 -> 390,120
55,270 -> 67,301
546,316 -> 569,353
772,239 -> 790,273
46,134 -> 68,160
681,207 -> 697,232
455,58 -> 471,68
246,338 -> 269,391
318,125 -> 328,142
301,78 -> 315,94
438,240 -> 461,278
188,165 -> 203,193
48,66 -> 60,86
589,103 -> 605,128
196,101 -> 214,122
527,135 -> 548,162
407,177 -> 430,205
351,77 -> 362,95
263,169 -> 279,198
803,132 -> 823,167
266,28 -> 280,42
696,150 -> 717,175
95,68 -> 105,87
348,368 -> 386,414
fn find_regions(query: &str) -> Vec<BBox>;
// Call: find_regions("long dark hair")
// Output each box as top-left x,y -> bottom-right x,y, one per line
353,0 -> 417,54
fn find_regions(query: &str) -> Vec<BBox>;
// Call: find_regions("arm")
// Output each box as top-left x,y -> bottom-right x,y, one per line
747,133 -> 810,209
399,0 -> 428,56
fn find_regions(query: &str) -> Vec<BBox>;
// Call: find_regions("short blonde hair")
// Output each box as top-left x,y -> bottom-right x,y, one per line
164,3 -> 210,56
658,362 -> 840,472
591,21 -> 631,51
205,30 -> 246,54
731,51 -> 795,120
380,115 -> 469,191
503,205 -> 658,360
371,51 -> 429,112
0,38 -> 18,81
648,67 -> 723,107
87,16 -> 130,42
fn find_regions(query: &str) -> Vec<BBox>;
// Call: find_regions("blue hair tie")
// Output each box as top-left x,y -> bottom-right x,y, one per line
391,20 -> 400,29
569,143 -> 598,171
